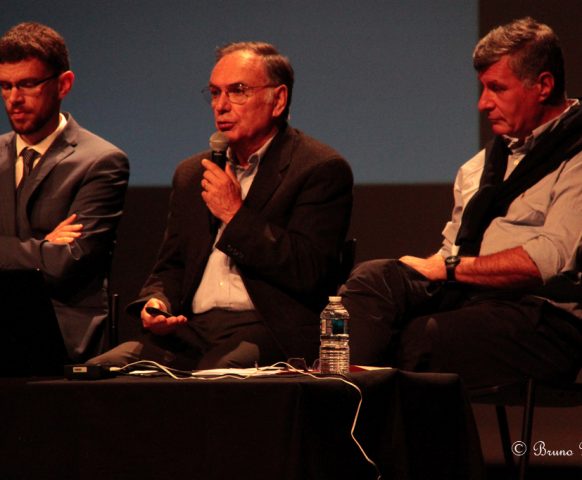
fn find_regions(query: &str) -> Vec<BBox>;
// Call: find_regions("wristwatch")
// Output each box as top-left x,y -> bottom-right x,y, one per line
444,255 -> 461,282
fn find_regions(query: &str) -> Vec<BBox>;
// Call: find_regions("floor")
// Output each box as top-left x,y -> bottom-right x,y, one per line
485,465 -> 582,480
472,403 -> 582,479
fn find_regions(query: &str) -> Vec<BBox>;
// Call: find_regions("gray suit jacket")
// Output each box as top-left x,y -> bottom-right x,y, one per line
0,114 -> 129,361
136,125 -> 353,363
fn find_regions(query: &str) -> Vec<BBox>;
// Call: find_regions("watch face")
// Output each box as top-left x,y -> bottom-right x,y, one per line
445,256 -> 460,281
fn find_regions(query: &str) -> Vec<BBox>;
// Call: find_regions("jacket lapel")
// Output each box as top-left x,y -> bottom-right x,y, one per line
243,126 -> 293,211
18,115 -> 78,206
0,135 -> 17,235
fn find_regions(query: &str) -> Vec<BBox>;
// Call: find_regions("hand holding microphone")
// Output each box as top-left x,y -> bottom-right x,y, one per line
201,131 -> 242,226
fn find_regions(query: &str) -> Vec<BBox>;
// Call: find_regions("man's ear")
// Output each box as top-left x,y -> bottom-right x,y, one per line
57,70 -> 75,100
271,84 -> 288,118
537,71 -> 555,103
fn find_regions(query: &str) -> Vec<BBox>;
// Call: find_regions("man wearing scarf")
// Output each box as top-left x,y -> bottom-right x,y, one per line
342,17 -> 582,389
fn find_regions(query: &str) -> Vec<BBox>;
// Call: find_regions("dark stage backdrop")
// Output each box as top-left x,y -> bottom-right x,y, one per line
0,0 -> 478,185
3,4 -> 582,469
2,2 -> 582,329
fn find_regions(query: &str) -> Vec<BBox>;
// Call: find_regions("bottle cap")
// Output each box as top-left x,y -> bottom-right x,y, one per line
328,296 -> 342,302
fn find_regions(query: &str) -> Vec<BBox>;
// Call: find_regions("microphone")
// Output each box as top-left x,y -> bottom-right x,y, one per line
209,131 -> 229,170
208,131 -> 229,234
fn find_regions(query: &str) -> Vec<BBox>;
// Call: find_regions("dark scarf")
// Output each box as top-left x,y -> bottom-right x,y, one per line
455,103 -> 582,256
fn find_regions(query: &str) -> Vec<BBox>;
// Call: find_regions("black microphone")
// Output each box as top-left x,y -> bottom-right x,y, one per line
209,131 -> 229,170
208,131 -> 229,234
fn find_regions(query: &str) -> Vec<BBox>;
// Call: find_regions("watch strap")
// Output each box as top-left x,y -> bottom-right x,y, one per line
445,256 -> 461,282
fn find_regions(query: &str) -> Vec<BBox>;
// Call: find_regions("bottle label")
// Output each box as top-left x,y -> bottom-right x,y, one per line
320,317 -> 347,335
331,318 -> 345,335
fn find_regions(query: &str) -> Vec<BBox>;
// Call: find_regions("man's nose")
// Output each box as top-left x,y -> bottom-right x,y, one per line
478,90 -> 493,112
214,91 -> 231,112
6,86 -> 24,104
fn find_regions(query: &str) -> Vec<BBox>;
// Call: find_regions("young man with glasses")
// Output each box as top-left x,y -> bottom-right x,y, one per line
90,42 -> 353,370
0,22 -> 129,362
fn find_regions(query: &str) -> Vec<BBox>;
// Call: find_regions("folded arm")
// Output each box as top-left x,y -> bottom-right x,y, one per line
0,149 -> 129,285
400,247 -> 542,288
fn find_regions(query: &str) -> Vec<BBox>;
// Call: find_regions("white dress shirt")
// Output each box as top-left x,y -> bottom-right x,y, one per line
192,135 -> 275,314
15,113 -> 68,186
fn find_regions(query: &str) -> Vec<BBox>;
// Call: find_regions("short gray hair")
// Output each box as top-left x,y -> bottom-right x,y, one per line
473,17 -> 565,104
216,41 -> 294,123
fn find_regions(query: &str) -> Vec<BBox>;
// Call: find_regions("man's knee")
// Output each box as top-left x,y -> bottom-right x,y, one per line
341,259 -> 425,366
340,259 -> 398,294
198,340 -> 261,370
87,341 -> 145,366
397,315 -> 441,372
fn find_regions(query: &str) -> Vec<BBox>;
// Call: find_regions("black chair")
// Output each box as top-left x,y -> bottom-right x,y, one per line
105,244 -> 120,349
107,292 -> 120,349
470,373 -> 582,480
338,238 -> 357,287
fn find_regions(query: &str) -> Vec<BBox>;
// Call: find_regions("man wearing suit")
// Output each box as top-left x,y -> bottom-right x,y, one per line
0,23 -> 129,362
91,41 -> 353,369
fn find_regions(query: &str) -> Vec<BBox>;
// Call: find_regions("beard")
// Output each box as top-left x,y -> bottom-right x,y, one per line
6,105 -> 58,141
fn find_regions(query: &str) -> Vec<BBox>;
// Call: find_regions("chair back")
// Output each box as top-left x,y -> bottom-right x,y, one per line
470,373 -> 582,480
337,238 -> 357,287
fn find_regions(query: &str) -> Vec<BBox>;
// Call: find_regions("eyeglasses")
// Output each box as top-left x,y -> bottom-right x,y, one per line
0,73 -> 60,96
201,82 -> 277,105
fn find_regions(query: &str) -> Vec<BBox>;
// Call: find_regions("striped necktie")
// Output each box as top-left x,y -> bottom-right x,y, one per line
20,147 -> 40,182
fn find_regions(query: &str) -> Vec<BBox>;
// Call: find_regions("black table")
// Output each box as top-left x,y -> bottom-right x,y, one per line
1,369 -> 484,480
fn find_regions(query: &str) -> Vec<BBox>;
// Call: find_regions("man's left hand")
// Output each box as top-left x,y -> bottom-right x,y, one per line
399,253 -> 446,281
200,159 -> 242,224
45,213 -> 83,244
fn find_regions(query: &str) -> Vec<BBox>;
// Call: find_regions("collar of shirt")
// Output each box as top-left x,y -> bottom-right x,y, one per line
16,112 -> 68,158
504,98 -> 581,158
15,113 -> 68,186
213,132 -> 277,235
227,133 -> 277,183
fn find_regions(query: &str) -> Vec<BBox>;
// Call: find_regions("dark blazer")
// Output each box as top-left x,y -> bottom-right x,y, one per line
0,114 -> 129,361
137,126 -> 353,362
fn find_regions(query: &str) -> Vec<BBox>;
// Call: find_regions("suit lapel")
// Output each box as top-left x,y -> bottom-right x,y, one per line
18,115 -> 78,206
0,135 -> 17,235
244,127 -> 294,211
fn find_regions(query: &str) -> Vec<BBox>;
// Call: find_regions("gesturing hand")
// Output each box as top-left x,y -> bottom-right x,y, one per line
141,298 -> 187,336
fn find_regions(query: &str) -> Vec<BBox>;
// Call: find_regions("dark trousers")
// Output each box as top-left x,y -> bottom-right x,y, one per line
340,259 -> 582,388
89,309 -> 285,370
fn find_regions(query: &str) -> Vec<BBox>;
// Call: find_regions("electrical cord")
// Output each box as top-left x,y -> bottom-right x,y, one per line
112,360 -> 381,479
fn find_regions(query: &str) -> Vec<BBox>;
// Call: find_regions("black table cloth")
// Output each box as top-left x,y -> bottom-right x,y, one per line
0,369 -> 484,479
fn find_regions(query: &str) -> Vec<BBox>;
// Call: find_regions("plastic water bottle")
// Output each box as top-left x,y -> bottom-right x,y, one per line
319,296 -> 350,374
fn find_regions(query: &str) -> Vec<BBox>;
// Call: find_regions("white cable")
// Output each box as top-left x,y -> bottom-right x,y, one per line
271,362 -> 382,480
113,360 -> 261,381
114,360 -> 381,479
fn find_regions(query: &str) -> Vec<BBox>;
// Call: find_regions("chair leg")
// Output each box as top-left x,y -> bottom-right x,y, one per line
108,293 -> 119,349
495,404 -> 516,475
518,378 -> 536,480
